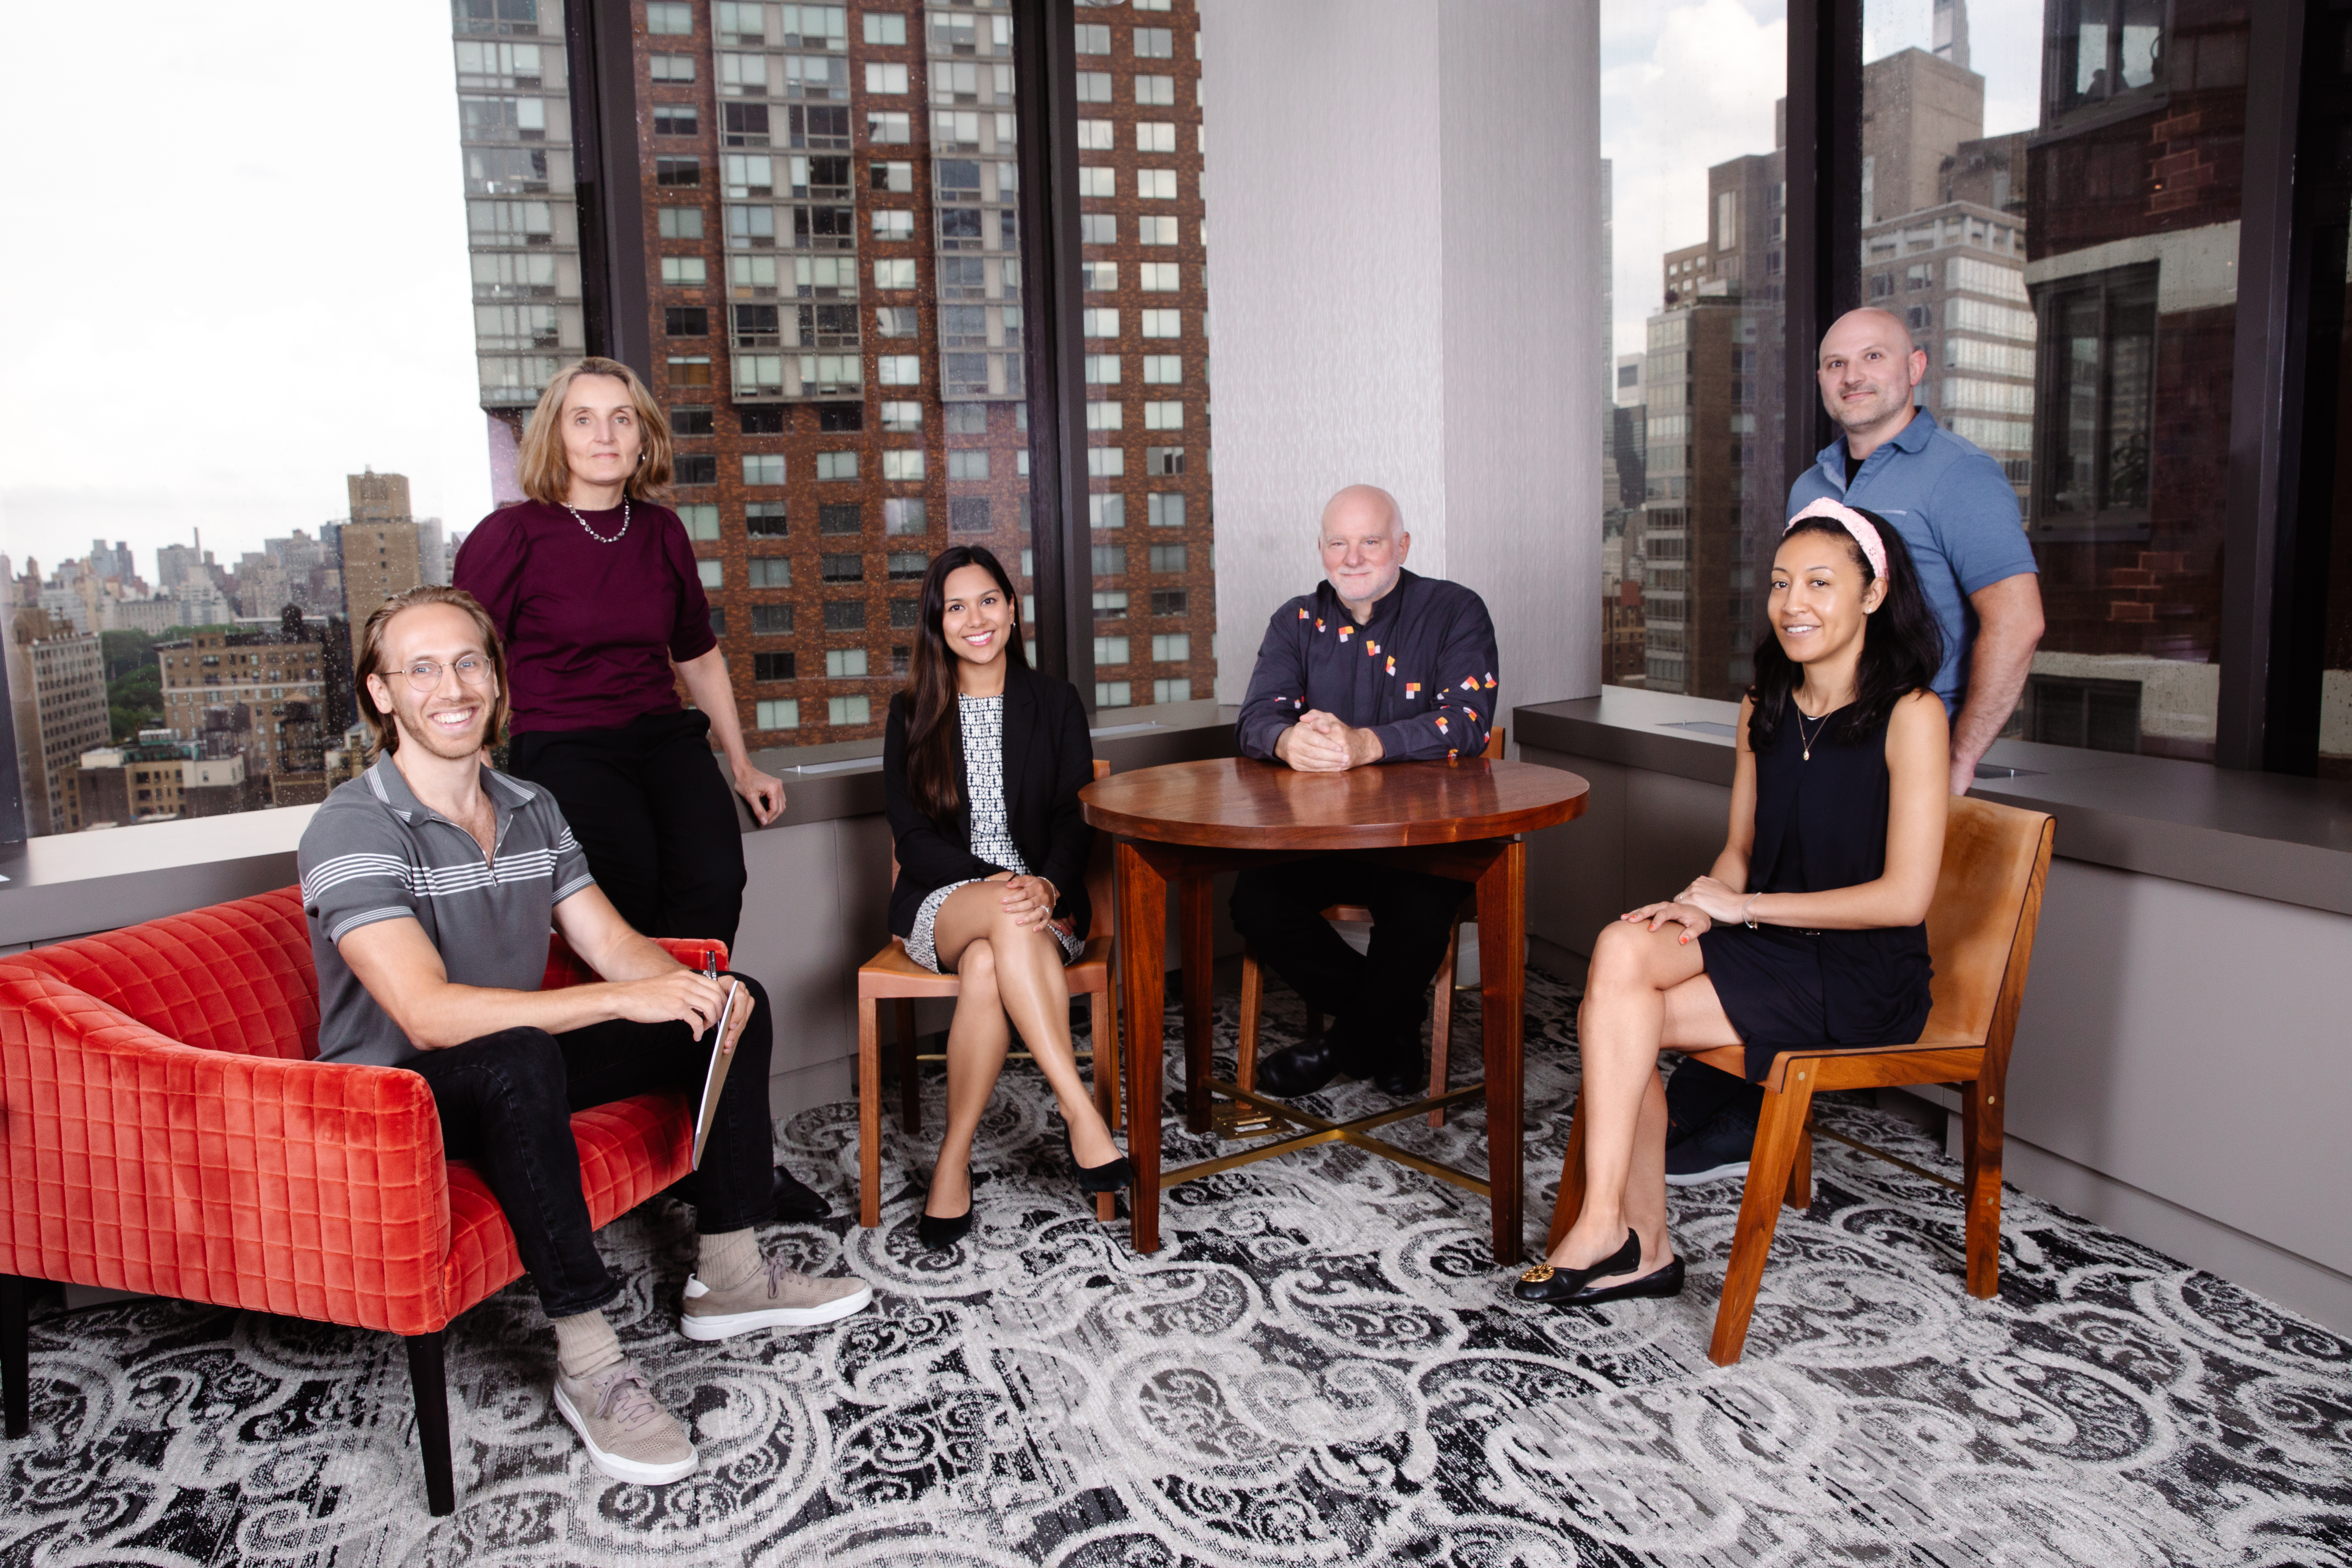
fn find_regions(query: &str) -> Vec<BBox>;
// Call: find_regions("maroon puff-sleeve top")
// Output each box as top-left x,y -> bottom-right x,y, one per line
452,499 -> 719,735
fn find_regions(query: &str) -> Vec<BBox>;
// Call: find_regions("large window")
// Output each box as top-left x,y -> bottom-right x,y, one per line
1599,0 -> 1789,698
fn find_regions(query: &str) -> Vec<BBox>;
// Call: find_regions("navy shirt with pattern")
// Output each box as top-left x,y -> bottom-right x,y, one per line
1236,569 -> 1500,763
299,756 -> 597,1067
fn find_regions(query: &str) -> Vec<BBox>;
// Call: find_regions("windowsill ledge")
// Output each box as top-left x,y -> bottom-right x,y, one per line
1512,689 -> 2352,918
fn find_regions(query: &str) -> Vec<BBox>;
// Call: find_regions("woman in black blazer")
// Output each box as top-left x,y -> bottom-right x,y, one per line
882,546 -> 1130,1248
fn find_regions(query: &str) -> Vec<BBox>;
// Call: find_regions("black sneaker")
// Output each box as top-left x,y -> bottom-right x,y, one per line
1662,1114 -> 1755,1187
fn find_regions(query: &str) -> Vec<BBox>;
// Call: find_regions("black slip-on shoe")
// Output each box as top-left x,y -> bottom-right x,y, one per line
1255,1035 -> 1362,1097
1558,1255 -> 1686,1307
1664,1114 -> 1756,1187
1055,1119 -> 1134,1194
1513,1228 -> 1641,1304
916,1206 -> 973,1251
773,1164 -> 833,1221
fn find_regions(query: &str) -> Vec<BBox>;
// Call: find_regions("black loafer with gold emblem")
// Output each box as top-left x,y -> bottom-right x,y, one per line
1513,1228 -> 1642,1305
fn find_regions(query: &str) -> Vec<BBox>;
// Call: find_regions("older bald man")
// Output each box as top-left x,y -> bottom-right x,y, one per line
1664,308 -> 2045,1188
1230,485 -> 1500,1098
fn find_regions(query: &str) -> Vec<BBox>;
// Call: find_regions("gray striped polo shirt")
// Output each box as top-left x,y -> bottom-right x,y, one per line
298,755 -> 596,1066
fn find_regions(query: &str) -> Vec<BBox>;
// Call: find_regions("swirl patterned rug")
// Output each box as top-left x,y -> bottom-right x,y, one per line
6,964 -> 2350,1568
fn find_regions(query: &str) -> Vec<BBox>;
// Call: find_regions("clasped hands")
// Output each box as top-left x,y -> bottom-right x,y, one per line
986,870 -> 1062,933
1621,875 -> 1751,945
1274,710 -> 1385,772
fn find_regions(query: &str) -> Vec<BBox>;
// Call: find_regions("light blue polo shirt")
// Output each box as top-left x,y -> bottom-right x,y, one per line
1785,406 -> 2037,714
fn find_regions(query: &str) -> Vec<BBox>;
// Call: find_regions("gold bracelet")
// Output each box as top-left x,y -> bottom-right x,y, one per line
1743,896 -> 1761,930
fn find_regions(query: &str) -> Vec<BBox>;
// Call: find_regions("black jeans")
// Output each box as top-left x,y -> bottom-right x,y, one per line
407,973 -> 777,1319
1230,859 -> 1468,1062
509,708 -> 749,953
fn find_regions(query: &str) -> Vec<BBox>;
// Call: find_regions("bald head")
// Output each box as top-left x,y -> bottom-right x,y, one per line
1816,307 -> 1926,449
1317,484 -> 1410,618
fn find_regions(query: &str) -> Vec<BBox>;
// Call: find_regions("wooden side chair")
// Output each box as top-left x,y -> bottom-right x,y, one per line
1235,727 -> 1506,1126
855,757 -> 1123,1228
1544,794 -> 2056,1366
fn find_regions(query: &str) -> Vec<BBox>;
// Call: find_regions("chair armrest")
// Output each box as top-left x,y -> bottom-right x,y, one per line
0,967 -> 456,1335
542,935 -> 733,990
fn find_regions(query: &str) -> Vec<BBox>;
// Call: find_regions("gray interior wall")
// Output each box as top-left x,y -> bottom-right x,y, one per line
1199,0 -> 1602,711
1520,742 -> 2352,1335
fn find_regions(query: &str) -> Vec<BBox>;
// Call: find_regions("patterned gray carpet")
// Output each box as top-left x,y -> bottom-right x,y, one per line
5,966 -> 2350,1567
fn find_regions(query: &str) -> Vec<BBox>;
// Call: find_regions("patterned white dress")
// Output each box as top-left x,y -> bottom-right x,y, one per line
905,693 -> 1086,974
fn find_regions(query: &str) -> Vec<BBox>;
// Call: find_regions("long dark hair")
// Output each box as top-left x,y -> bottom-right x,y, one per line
903,544 -> 1028,819
1748,507 -> 1944,749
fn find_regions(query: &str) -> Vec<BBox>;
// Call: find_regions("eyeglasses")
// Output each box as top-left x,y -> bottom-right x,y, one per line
392,655 -> 493,692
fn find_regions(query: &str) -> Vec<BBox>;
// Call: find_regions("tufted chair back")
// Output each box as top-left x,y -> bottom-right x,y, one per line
9,887 -> 321,1062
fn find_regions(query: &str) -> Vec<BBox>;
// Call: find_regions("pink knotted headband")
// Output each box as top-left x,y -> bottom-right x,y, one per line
1786,497 -> 1890,582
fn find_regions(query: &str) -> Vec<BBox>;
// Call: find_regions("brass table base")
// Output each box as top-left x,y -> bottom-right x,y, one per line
1166,1079 -> 1494,1197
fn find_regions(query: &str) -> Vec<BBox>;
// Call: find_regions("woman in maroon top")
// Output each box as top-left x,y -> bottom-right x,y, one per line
455,357 -> 784,958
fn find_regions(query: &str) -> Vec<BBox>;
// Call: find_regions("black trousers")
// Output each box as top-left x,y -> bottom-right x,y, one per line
510,708 -> 748,952
1229,859 -> 1468,1062
407,974 -> 776,1319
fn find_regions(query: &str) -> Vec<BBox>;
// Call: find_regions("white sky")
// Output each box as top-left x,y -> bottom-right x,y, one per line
1603,0 -> 2045,369
0,2 -> 492,587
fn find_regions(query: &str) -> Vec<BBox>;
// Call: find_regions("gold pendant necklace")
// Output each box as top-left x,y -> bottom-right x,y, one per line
1797,708 -> 1829,761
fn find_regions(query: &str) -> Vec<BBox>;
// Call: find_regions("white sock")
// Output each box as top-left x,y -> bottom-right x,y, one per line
696,1227 -> 761,1290
552,1310 -> 622,1380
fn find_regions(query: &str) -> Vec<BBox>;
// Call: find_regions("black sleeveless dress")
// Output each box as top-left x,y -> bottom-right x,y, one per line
1696,700 -> 1934,1083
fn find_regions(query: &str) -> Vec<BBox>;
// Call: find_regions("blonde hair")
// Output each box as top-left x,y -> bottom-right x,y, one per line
514,356 -> 674,505
354,586 -> 512,758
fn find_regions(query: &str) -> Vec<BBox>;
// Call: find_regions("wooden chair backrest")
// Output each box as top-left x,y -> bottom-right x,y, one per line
1483,726 -> 1506,761
1919,795 -> 2055,1054
888,757 -> 1116,943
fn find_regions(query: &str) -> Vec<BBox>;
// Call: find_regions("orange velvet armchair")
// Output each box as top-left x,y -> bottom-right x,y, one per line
0,886 -> 718,1516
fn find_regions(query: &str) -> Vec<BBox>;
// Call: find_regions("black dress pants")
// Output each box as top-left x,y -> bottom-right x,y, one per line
510,708 -> 749,952
406,974 -> 777,1320
1230,859 -> 1468,1064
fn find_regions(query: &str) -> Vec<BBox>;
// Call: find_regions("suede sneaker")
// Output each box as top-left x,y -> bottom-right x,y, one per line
551,1359 -> 696,1485
679,1256 -> 875,1341
1663,1113 -> 1756,1187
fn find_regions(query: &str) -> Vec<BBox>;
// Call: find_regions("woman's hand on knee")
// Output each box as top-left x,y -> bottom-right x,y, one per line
1621,900 -> 1712,943
995,874 -> 1058,932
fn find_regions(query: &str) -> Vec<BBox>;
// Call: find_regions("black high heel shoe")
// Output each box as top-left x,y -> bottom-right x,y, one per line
1513,1228 -> 1642,1305
917,1168 -> 990,1251
1056,1119 -> 1134,1195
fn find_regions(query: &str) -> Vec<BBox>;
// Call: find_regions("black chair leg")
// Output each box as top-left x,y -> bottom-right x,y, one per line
2,1275 -> 27,1439
403,1331 -> 456,1516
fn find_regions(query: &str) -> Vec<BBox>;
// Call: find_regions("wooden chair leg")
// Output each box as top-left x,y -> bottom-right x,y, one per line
858,997 -> 883,1228
895,999 -> 921,1136
1543,1093 -> 1590,1256
2,1274 -> 27,1440
1961,1075 -> 2005,1299
1236,948 -> 1264,1093
1785,1111 -> 1814,1211
1709,1073 -> 1818,1366
1428,918 -> 1461,1128
403,1330 -> 456,1517
1090,986 -> 1124,1136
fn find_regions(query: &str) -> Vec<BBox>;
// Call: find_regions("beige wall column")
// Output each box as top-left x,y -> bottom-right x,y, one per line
1200,0 -> 1603,710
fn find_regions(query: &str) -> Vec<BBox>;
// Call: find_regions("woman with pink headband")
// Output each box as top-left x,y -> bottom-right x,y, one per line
1516,499 -> 1950,1310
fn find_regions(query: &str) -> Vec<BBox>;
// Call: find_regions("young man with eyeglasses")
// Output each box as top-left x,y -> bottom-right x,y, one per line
297,585 -> 870,1488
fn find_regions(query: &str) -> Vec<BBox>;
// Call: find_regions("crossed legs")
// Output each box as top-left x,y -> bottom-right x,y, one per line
1549,919 -> 1744,1289
923,881 -> 1122,1218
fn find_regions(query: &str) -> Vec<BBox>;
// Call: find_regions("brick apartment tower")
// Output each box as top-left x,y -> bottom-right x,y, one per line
341,470 -> 425,627
453,0 -> 1214,746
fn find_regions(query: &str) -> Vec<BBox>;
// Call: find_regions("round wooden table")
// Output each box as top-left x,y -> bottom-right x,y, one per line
1080,755 -> 1589,1262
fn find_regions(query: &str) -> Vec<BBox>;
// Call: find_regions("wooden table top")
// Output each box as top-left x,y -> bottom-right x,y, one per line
1079,756 -> 1589,851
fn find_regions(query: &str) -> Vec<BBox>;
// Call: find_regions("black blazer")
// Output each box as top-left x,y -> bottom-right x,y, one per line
882,661 -> 1095,942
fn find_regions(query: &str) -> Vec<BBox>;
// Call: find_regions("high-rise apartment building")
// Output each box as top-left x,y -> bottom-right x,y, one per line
340,470 -> 426,624
157,631 -> 329,783
7,610 -> 111,835
449,0 -> 1216,746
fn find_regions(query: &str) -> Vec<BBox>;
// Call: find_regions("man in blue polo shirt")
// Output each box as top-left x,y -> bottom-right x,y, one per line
1666,305 -> 2046,1185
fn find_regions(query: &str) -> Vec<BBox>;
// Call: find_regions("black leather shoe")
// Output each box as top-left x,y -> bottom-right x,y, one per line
1255,1035 -> 1359,1097
773,1165 -> 832,1221
1557,1256 -> 1686,1307
916,1206 -> 973,1250
1056,1119 -> 1134,1195
1373,1051 -> 1423,1099
1512,1228 -> 1642,1304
